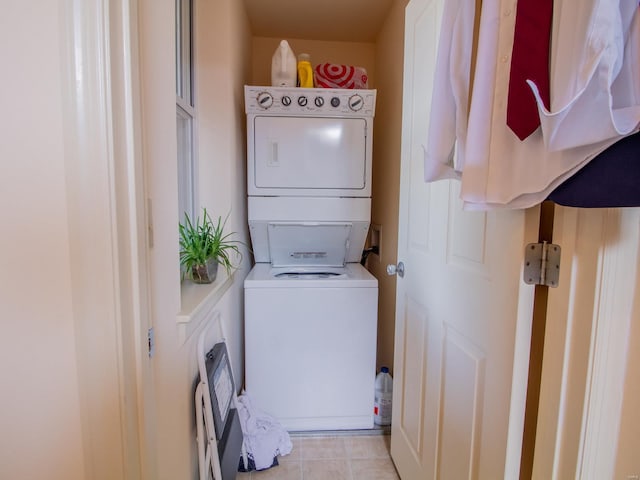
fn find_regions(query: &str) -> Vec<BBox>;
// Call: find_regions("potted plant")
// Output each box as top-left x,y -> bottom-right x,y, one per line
179,208 -> 243,284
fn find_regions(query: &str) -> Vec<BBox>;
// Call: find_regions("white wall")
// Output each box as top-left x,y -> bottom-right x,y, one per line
140,0 -> 252,477
0,1 -> 85,479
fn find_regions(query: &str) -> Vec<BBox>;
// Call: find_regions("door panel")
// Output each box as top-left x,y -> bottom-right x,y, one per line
448,199 -> 489,273
394,295 -> 441,479
398,297 -> 428,452
438,325 -> 485,479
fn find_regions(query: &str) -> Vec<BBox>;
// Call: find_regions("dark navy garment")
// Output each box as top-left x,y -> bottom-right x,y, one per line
547,131 -> 640,207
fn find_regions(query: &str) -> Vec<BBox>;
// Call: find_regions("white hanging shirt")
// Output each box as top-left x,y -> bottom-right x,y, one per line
422,0 -> 470,183
425,0 -> 640,210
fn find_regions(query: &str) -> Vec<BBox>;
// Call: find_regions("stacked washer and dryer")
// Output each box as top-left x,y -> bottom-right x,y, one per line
243,85 -> 378,431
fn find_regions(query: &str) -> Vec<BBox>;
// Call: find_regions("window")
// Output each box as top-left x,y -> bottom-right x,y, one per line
176,0 -> 197,223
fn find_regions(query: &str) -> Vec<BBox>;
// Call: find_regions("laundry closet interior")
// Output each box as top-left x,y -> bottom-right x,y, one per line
192,0 -> 640,478
237,0 -> 403,434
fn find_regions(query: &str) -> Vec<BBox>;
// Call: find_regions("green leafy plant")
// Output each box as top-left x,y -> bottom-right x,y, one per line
179,208 -> 243,282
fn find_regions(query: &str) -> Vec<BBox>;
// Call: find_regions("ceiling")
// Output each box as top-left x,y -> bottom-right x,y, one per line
242,0 -> 396,43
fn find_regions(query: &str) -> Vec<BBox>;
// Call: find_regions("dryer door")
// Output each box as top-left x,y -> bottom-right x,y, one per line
249,116 -> 371,196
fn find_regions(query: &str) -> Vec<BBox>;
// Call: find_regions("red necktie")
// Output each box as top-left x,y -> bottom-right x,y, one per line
506,0 -> 553,140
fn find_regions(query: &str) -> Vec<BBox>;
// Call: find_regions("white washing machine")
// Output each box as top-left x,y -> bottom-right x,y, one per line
244,263 -> 377,431
243,86 -> 378,431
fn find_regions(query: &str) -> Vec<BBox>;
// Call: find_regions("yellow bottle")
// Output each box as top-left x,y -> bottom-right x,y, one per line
297,53 -> 314,88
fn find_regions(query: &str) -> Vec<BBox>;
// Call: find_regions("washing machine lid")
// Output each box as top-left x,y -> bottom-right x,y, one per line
244,263 -> 378,288
267,222 -> 351,267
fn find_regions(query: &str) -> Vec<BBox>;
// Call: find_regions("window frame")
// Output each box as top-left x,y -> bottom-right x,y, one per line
176,0 -> 197,224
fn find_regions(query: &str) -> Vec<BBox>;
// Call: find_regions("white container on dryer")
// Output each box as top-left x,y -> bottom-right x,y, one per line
271,40 -> 296,87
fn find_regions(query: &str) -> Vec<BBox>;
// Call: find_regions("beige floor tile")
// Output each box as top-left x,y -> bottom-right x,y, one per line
236,471 -> 251,479
279,437 -> 301,463
350,458 -> 399,480
249,461 -> 302,480
300,436 -> 348,460
382,434 -> 391,452
302,459 -> 353,480
345,435 -> 391,459
351,458 -> 399,480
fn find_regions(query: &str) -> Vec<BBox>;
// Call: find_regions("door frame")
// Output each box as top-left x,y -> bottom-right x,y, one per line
532,207 -> 640,479
60,0 -> 154,477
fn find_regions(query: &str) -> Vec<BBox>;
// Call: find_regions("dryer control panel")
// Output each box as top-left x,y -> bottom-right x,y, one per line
244,86 -> 376,117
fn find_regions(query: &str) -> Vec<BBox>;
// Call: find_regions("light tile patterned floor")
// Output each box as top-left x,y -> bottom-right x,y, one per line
237,434 -> 399,480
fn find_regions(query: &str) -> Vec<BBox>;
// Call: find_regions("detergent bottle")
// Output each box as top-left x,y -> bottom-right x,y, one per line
271,40 -> 297,87
374,367 -> 393,426
297,53 -> 314,88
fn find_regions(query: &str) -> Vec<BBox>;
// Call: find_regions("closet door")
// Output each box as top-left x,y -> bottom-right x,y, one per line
390,0 -> 538,477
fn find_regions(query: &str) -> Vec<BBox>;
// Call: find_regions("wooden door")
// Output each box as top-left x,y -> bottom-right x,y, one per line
390,0 -> 539,477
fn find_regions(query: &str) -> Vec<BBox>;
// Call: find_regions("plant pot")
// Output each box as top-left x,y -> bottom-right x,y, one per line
191,258 -> 218,284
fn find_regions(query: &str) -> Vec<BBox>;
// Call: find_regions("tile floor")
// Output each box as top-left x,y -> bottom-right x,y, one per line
236,433 -> 399,480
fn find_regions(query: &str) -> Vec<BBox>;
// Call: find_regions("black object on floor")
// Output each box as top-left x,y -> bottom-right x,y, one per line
206,342 -> 243,480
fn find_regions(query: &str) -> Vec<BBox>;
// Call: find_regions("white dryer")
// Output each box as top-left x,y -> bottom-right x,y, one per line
243,86 -> 378,431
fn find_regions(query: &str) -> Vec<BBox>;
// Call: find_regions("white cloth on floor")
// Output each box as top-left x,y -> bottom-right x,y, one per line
237,393 -> 292,470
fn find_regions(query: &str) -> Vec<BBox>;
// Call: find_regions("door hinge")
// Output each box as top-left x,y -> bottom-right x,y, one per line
148,327 -> 155,358
523,242 -> 561,287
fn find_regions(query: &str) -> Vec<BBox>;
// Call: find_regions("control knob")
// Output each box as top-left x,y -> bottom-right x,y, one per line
297,95 -> 308,107
348,94 -> 364,111
314,96 -> 324,107
281,95 -> 292,106
256,91 -> 273,109
330,97 -> 340,107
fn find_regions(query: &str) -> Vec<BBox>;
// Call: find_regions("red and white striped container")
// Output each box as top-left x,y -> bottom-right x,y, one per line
314,63 -> 369,89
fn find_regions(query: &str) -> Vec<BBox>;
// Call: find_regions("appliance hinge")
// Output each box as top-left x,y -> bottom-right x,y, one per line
523,241 -> 561,287
148,327 -> 155,358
